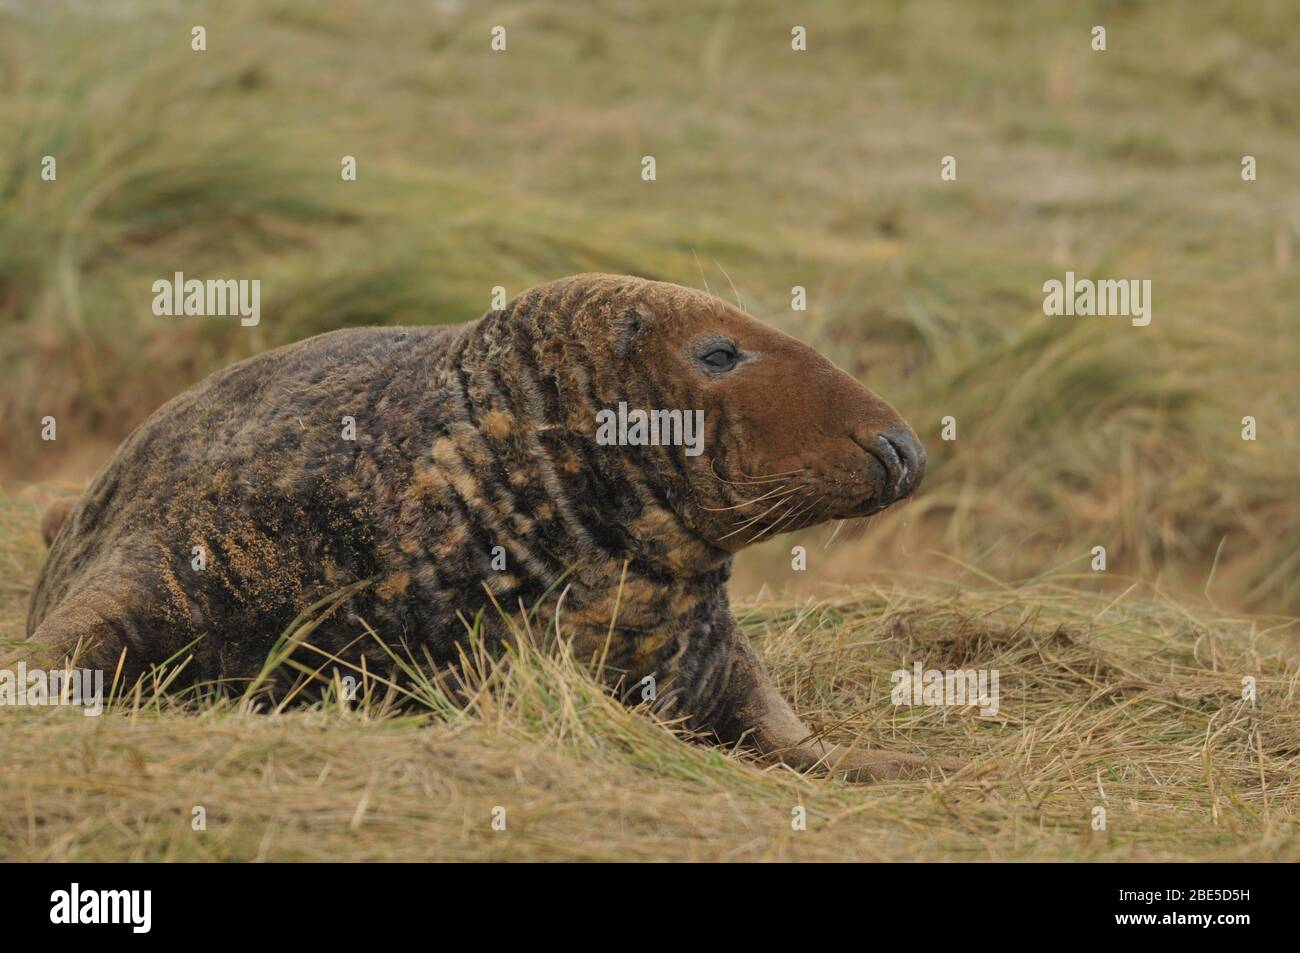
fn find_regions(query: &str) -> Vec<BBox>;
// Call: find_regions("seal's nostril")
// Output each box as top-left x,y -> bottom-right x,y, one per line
873,427 -> 925,499
877,435 -> 901,476
883,436 -> 909,488
850,425 -> 925,501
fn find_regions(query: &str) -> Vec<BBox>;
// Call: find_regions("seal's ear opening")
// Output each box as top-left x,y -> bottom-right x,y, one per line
612,307 -> 646,360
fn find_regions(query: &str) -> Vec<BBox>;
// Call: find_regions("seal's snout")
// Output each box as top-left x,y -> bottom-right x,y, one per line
853,425 -> 926,503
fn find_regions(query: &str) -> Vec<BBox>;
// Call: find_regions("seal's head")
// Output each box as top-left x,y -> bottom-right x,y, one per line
534,274 -> 925,553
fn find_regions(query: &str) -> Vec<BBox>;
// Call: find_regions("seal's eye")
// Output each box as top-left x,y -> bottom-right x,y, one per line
699,346 -> 739,372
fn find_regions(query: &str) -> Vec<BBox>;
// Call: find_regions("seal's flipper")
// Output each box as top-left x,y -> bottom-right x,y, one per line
699,626 -> 960,783
40,497 -> 78,547
13,585 -> 144,684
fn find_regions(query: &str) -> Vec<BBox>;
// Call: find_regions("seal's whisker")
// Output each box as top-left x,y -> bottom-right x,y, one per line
691,248 -> 712,297
754,486 -> 828,543
717,261 -> 745,311
842,514 -> 876,542
806,498 -> 837,546
719,475 -> 800,487
772,491 -> 825,535
745,497 -> 794,545
728,491 -> 806,535
717,486 -> 806,530
709,471 -> 807,488
718,489 -> 806,541
730,466 -> 808,481
745,515 -> 781,545
754,493 -> 807,540
791,494 -> 827,536
824,518 -> 847,549
717,494 -> 802,532
707,457 -> 809,487
744,487 -> 812,543
697,483 -> 799,513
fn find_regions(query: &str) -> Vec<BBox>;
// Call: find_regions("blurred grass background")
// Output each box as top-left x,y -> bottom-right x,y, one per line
1,0 -> 1297,616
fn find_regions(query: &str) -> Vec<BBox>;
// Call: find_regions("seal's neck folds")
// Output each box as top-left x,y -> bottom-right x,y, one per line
419,306 -> 727,603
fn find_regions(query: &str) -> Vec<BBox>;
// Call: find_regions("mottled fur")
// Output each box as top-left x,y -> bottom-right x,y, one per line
23,274 -> 939,780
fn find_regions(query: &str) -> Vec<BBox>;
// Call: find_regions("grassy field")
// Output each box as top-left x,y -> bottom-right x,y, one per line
2,494 -> 1298,861
1,1 -> 1298,860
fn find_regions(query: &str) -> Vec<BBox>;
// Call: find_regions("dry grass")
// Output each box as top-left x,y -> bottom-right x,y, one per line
2,493 -> 1297,861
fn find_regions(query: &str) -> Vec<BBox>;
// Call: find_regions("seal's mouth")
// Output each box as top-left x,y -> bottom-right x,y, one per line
847,426 -> 926,513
